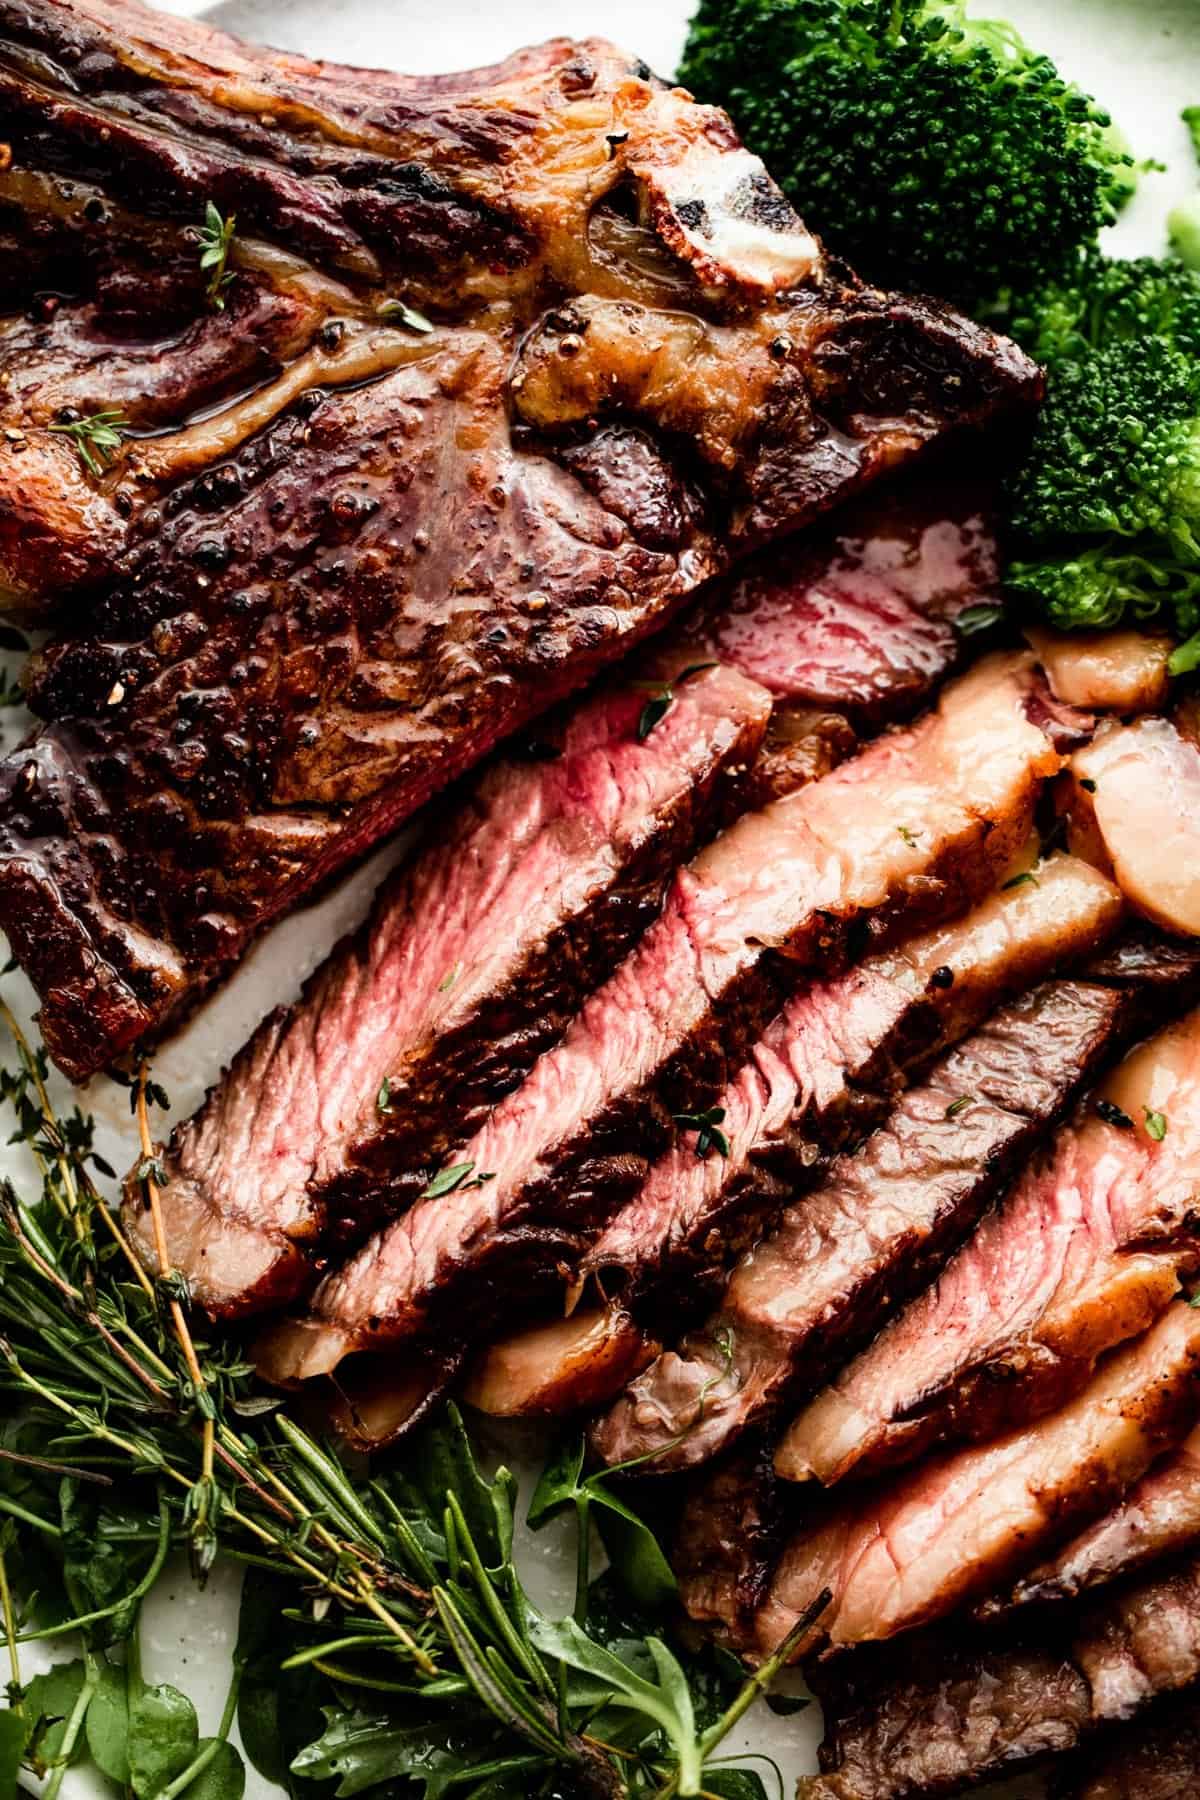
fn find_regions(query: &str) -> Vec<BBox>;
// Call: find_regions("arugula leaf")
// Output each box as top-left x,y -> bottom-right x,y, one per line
0,1709 -> 24,1796
386,1405 -> 515,1571
23,1660 -> 87,1768
85,1660 -> 131,1784
183,1738 -> 245,1800
291,1707 -> 479,1798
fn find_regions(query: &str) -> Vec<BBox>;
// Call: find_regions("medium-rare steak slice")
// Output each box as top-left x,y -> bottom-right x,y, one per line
584,852 -> 1122,1309
594,978 -> 1124,1474
807,1550 -> 1200,1799
252,654 -> 1061,1365
781,1003 -> 1200,1488
751,1303 -> 1200,1662
0,0 -> 1040,1083
468,854 -> 1121,1420
652,470 -> 1001,728
1058,1697 -> 1200,1800
990,1423 -> 1200,1616
126,659 -> 770,1315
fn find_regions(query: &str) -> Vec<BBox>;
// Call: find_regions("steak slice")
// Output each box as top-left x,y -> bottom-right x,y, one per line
808,1550 -> 1200,1800
0,1 -> 1040,1084
753,1302 -> 1200,1663
1059,1697 -> 1200,1800
253,653 -> 1061,1372
782,1002 -> 1200,1489
125,659 -> 770,1315
468,853 -> 1119,1421
595,978 -> 1124,1475
584,851 -> 1122,1312
656,469 -> 1001,728
990,1423 -> 1200,1616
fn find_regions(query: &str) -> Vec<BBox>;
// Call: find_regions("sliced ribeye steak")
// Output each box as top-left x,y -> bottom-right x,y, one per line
130,658 -> 770,1315
594,974 -> 1125,1475
808,1548 -> 1200,1799
0,0 -> 1039,1082
782,1001 -> 1200,1488
252,653 -> 1062,1367
472,853 -> 1120,1420
133,474 -> 996,1319
753,1302 -> 1200,1662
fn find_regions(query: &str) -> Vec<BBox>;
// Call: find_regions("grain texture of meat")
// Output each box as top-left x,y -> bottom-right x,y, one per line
585,852 -> 1122,1308
783,1005 -> 1200,1488
595,978 -> 1124,1474
754,1303 -> 1200,1662
808,1550 -> 1200,1799
666,472 -> 1001,726
251,655 -> 1061,1371
993,1423 -> 1200,1614
0,0 -> 1040,1082
126,660 -> 769,1315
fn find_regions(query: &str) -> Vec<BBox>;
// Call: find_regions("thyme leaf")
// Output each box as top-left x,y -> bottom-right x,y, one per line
197,202 -> 236,310
48,410 -> 129,477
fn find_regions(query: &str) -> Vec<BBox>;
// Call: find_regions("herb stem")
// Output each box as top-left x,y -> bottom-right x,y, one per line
0,1544 -> 20,1697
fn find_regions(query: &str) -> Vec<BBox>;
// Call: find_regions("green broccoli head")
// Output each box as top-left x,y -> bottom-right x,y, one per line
1005,254 -> 1200,364
679,0 -> 1132,309
1005,326 -> 1200,648
1008,336 -> 1200,554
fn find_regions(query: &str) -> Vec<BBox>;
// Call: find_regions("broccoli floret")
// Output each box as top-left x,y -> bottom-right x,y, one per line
1005,254 -> 1200,364
1169,106 -> 1200,272
1009,337 -> 1200,554
678,0 -> 1133,309
1004,288 -> 1200,654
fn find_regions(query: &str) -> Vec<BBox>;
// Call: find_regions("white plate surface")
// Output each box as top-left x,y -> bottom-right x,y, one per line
6,0 -> 1200,1794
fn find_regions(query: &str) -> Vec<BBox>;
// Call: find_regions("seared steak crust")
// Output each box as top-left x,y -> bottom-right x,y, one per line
1058,1698 -> 1200,1800
0,0 -> 1040,1081
808,1550 -> 1200,1800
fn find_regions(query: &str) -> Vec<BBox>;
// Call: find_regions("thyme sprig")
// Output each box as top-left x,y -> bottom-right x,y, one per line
48,409 -> 129,477
197,201 -> 236,310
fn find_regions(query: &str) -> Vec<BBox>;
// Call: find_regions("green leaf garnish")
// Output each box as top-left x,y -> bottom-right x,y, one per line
197,201 -> 236,310
48,408 -> 129,477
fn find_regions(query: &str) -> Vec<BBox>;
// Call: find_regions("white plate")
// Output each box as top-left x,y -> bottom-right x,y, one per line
7,1 -> 1200,1793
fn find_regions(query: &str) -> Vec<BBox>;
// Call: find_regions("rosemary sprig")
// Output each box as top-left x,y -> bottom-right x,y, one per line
47,409 -> 129,477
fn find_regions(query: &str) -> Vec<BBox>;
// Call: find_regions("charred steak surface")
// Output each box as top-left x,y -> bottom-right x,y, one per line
0,0 -> 1039,1081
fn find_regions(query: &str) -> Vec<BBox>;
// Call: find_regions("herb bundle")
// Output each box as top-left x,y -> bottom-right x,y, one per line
0,1004 -> 817,1800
